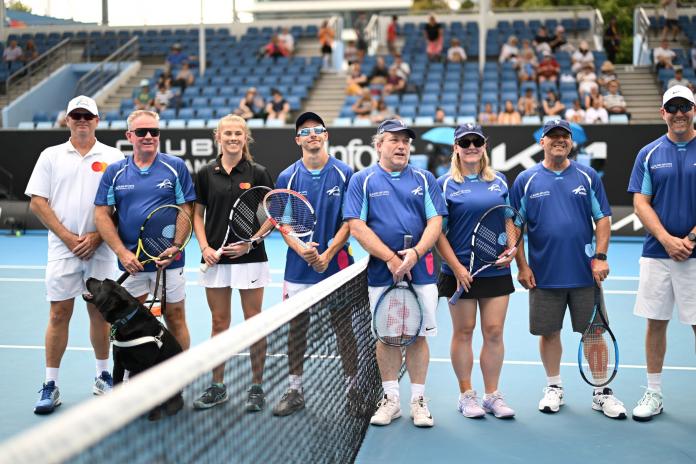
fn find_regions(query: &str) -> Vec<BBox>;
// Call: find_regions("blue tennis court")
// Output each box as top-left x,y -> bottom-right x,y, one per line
1,233 -> 694,463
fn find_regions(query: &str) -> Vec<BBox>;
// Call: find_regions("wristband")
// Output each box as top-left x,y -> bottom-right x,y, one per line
201,245 -> 210,253
386,253 -> 397,263
412,248 -> 421,261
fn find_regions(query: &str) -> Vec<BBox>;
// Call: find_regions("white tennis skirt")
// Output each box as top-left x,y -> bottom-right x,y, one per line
198,262 -> 271,289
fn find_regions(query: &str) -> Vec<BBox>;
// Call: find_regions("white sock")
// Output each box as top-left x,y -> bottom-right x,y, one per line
410,383 -> 425,402
96,359 -> 109,377
382,380 -> 399,400
45,367 -> 59,384
289,374 -> 303,392
547,375 -> 562,387
647,372 -> 662,393
483,391 -> 498,400
459,390 -> 475,400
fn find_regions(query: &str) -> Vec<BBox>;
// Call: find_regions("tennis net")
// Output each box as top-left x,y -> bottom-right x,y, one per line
0,257 -> 389,464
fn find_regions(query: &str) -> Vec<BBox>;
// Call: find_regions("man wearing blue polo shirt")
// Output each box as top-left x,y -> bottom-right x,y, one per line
628,85 -> 696,421
510,119 -> 627,419
344,119 -> 447,428
95,110 -> 195,351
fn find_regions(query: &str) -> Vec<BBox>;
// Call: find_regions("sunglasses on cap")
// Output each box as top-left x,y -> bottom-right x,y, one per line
131,128 -> 161,137
297,126 -> 326,137
456,137 -> 486,148
664,102 -> 694,114
69,112 -> 97,121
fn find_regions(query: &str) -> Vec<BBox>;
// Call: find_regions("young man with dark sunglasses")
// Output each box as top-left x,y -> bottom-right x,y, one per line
26,96 -> 124,414
94,110 -> 196,353
628,85 -> 696,421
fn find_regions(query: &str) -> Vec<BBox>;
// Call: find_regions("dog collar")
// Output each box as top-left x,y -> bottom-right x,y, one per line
110,307 -> 140,339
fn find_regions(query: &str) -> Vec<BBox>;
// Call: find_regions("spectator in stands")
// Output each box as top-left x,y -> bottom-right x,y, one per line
173,62 -> 195,92
691,45 -> 696,71
549,26 -> 568,53
383,67 -> 406,95
371,97 -> 392,123
264,34 -> 289,59
278,27 -> 294,55
499,36 -> 519,65
3,40 -> 22,68
603,80 -> 629,115
576,63 -> 599,97
583,86 -> 603,112
133,79 -> 154,111
234,87 -> 266,121
54,110 -> 68,128
434,107 -> 446,124
653,39 -> 676,70
165,43 -> 190,71
585,96 -> 608,124
22,39 -> 38,63
667,66 -> 694,91
447,38 -> 467,63
352,88 -> 375,120
266,88 -> 291,123
424,15 -> 444,62
537,51 -> 560,83
542,90 -> 565,117
603,18 -> 621,63
345,62 -> 368,96
518,48 -> 538,82
344,40 -> 359,66
571,41 -> 594,73
354,13 -> 369,61
386,15 -> 399,56
478,103 -> 498,125
157,69 -> 174,89
564,99 -> 586,123
597,61 -> 618,91
154,82 -> 175,113
369,56 -> 389,85
498,99 -> 521,124
391,53 -> 411,81
660,0 -> 679,42
319,20 -> 335,70
518,88 -> 539,116
533,26 -> 552,54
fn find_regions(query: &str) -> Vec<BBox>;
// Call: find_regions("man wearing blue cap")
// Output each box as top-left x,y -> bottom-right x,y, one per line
510,119 -> 627,419
344,119 -> 447,427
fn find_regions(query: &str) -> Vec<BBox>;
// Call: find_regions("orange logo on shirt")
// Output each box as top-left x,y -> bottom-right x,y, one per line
239,182 -> 251,190
91,161 -> 107,172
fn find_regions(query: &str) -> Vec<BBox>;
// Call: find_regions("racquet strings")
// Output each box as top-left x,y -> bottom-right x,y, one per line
376,285 -> 421,345
141,206 -> 192,259
232,187 -> 270,241
265,191 -> 315,236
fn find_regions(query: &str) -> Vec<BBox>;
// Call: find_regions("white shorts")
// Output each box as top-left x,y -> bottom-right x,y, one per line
368,283 -> 438,337
199,262 -> 271,289
283,281 -> 313,300
122,267 -> 186,304
45,257 -> 119,301
634,257 -> 696,324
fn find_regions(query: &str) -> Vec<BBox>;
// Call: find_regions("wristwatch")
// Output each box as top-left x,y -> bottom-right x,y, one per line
688,232 -> 696,243
594,253 -> 607,261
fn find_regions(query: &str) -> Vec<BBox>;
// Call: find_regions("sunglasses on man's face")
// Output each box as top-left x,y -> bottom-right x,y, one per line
664,102 -> 694,114
456,137 -> 486,148
131,128 -> 161,137
297,126 -> 326,137
69,112 -> 97,121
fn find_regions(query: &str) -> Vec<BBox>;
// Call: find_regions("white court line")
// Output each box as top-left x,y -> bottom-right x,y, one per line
0,264 -> 284,275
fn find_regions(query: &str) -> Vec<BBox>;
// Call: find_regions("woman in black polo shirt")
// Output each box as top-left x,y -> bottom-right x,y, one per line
192,114 -> 273,412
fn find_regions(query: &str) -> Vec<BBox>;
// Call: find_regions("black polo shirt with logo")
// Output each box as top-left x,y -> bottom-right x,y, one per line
195,157 -> 274,264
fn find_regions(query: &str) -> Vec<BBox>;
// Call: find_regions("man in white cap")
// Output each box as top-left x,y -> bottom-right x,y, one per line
628,85 -> 696,421
25,96 -> 125,414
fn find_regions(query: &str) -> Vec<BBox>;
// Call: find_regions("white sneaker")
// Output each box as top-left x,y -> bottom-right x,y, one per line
538,385 -> 564,413
370,394 -> 401,426
632,388 -> 663,422
457,390 -> 485,418
410,396 -> 434,427
592,387 -> 627,419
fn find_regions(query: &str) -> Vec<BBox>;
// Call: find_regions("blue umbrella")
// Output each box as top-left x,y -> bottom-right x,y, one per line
421,126 -> 455,145
533,121 -> 587,145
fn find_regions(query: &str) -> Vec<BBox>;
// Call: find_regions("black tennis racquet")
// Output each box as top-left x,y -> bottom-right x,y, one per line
262,188 -> 316,250
372,235 -> 424,347
448,204 -> 525,305
577,283 -> 619,387
200,186 -> 272,272
117,204 -> 193,284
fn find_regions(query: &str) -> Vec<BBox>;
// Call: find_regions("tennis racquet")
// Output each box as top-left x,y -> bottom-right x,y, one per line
448,204 -> 525,305
577,283 -> 619,387
200,186 -> 272,272
117,204 -> 193,284
372,235 -> 424,347
262,188 -> 316,250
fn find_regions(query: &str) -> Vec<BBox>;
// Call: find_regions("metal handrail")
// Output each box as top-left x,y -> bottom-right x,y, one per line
634,7 -> 651,65
74,36 -> 139,98
4,38 -> 71,95
365,14 -> 380,56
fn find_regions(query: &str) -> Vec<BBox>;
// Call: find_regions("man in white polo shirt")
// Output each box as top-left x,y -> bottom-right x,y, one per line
25,96 -> 124,415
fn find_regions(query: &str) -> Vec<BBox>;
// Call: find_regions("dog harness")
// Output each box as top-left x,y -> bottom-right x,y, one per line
110,306 -> 165,349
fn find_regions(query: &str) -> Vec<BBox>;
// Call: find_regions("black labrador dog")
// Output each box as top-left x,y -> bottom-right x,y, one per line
83,277 -> 184,420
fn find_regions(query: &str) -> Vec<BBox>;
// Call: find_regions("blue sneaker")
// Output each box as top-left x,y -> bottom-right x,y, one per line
93,371 -> 113,395
34,381 -> 61,415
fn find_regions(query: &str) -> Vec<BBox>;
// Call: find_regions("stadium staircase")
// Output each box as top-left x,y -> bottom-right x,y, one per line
614,64 -> 663,124
99,64 -> 165,116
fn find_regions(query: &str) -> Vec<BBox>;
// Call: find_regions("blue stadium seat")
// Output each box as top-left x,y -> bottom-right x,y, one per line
210,97 -> 227,108
33,112 -> 50,123
202,87 -> 218,97
160,109 -> 177,120
178,108 -> 196,120
104,110 -> 121,121
192,97 -> 209,108
197,108 -> 215,120
398,105 -> 416,118
418,105 -> 436,117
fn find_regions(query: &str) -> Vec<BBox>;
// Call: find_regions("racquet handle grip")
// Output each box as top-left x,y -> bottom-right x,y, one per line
200,248 -> 223,272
